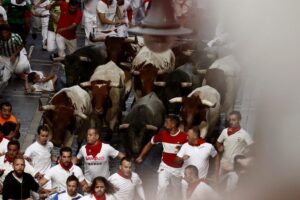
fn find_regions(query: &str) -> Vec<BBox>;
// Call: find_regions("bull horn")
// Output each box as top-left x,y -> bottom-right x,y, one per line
181,82 -> 192,87
131,70 -> 140,75
124,38 -> 135,43
119,123 -> 130,129
120,62 -> 132,68
145,124 -> 158,131
110,82 -> 120,88
41,105 -> 56,111
182,49 -> 194,56
74,111 -> 87,119
157,70 -> 164,75
201,99 -> 216,107
79,56 -> 91,62
169,97 -> 183,103
197,69 -> 207,74
154,81 -> 166,87
80,81 -> 91,87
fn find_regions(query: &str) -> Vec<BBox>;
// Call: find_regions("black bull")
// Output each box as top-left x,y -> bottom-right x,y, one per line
119,92 -> 166,157
156,63 -> 205,114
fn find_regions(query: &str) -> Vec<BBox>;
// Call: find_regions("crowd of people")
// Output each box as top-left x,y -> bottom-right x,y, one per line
0,0 -> 255,199
0,97 -> 254,200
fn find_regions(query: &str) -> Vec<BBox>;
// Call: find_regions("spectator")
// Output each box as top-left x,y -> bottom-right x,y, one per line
108,157 -> 146,200
80,176 -> 117,200
24,125 -> 56,190
136,114 -> 188,200
31,0 -> 51,50
74,128 -> 125,183
49,175 -> 83,199
25,70 -> 65,93
48,0 -> 82,59
39,146 -> 89,193
0,125 -> 9,155
1,0 -> 48,43
184,165 -> 219,200
0,25 -> 32,90
216,111 -> 253,175
2,156 -> 44,200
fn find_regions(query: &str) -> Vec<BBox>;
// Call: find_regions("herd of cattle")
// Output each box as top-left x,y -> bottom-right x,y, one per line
39,36 -> 241,157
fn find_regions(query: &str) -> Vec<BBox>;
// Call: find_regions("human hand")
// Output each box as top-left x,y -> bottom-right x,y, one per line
182,155 -> 190,161
135,156 -> 143,164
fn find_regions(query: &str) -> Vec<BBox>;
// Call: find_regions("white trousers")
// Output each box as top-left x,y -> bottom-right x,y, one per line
32,8 -> 49,44
83,10 -> 97,46
157,163 -> 182,200
0,48 -> 31,90
56,34 -> 77,58
47,31 -> 57,52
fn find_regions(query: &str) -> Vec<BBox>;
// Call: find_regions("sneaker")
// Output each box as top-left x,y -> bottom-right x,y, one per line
42,44 -> 47,51
50,53 -> 59,61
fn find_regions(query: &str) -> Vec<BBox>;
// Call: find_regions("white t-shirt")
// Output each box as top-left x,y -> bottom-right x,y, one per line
24,141 -> 53,173
0,155 -> 37,184
44,164 -> 85,191
0,138 -> 9,155
56,191 -> 83,200
84,0 -> 99,15
80,193 -> 117,200
0,6 -> 7,21
217,128 -> 253,163
32,71 -> 55,92
77,143 -> 119,182
188,182 -> 219,200
96,0 -> 117,32
177,142 -> 217,178
108,172 -> 144,200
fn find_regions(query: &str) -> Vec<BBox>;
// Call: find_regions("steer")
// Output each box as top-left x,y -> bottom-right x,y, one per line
40,86 -> 92,147
64,37 -> 140,86
119,92 -> 166,157
198,55 -> 240,115
130,46 -> 175,99
80,61 -> 125,133
169,85 -> 220,139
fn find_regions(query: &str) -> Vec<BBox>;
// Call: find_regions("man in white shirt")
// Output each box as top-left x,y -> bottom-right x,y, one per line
24,125 -> 56,192
82,0 -> 99,45
95,0 -> 126,38
39,146 -> 89,192
216,111 -> 253,175
74,128 -> 125,183
175,127 -> 220,179
184,165 -> 219,200
49,175 -> 83,200
108,157 -> 145,200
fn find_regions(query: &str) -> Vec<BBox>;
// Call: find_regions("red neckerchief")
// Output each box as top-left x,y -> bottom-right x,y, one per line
4,154 -> 14,163
186,179 -> 205,199
0,135 -> 4,143
189,138 -> 205,147
102,0 -> 109,5
59,160 -> 73,172
85,141 -> 102,158
117,169 -> 132,181
93,193 -> 106,200
4,136 -> 11,141
227,126 -> 241,136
